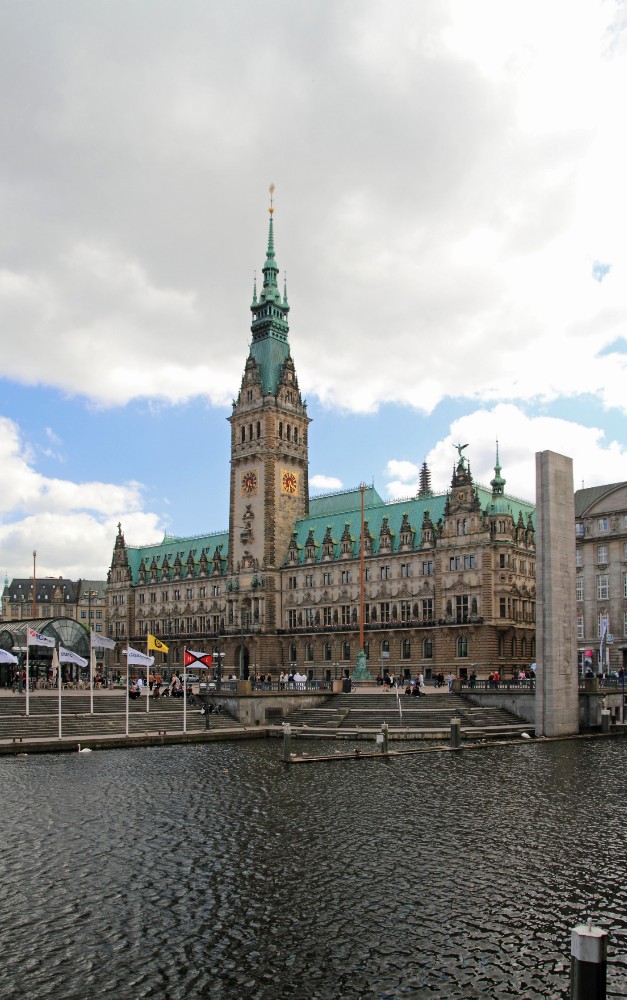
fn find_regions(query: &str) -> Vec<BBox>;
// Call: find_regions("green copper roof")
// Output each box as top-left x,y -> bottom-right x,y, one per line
249,206 -> 290,396
285,485 -> 535,564
124,530 -> 229,585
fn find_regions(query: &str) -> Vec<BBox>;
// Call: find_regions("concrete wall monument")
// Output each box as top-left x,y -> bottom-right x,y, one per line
535,451 -> 579,736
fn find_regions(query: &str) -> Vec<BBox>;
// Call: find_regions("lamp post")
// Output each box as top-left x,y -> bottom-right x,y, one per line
214,623 -> 225,692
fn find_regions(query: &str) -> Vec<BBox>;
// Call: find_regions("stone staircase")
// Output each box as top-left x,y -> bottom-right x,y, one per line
283,692 -> 531,737
0,693 -> 242,742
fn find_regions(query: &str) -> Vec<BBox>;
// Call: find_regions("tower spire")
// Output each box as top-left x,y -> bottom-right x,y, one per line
248,184 -> 291,395
490,440 -> 506,496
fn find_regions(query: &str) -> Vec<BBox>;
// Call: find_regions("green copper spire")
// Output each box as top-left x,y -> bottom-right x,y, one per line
249,184 -> 291,395
490,440 -> 506,496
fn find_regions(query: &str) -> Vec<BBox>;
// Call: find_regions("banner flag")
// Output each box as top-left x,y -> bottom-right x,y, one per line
0,648 -> 18,664
59,646 -> 88,669
147,634 -> 169,653
26,628 -> 56,649
184,649 -> 213,669
124,646 -> 155,668
91,632 -> 116,650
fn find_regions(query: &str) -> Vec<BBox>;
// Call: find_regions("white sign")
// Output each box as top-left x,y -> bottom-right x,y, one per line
607,634 -> 614,644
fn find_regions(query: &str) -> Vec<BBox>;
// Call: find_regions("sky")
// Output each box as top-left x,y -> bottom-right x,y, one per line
1,0 -> 627,580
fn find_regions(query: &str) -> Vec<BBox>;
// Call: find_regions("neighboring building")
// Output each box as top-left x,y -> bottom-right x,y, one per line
1,576 -> 108,634
574,481 -> 627,674
107,204 -> 537,679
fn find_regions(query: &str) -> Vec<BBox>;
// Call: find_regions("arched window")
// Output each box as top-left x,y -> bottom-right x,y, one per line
423,638 -> 433,659
241,427 -> 246,444
511,637 -> 516,657
323,642 -> 332,661
286,425 -> 291,442
457,637 -> 468,658
342,641 -> 351,660
278,422 -> 283,439
289,643 -> 297,662
256,421 -> 261,439
294,427 -> 299,444
497,635 -> 504,657
401,638 -> 411,659
248,424 -> 253,441
381,639 -> 390,655
305,642 -> 313,662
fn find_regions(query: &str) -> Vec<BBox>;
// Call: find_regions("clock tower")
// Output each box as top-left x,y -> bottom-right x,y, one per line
227,192 -> 310,642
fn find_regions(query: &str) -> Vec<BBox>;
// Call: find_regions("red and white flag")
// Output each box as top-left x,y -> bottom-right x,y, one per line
26,628 -> 56,649
184,649 -> 213,669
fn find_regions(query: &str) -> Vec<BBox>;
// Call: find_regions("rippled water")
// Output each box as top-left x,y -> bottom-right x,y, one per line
1,738 -> 627,999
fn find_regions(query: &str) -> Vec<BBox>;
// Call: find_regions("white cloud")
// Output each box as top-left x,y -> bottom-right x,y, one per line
310,474 -> 343,492
0,418 -> 163,577
384,404 -> 627,501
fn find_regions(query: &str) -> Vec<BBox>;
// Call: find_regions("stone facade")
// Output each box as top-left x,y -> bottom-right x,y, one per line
574,480 -> 627,674
105,206 -> 537,681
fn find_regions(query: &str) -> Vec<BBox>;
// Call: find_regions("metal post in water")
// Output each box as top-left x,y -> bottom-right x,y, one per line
570,920 -> 607,1000
283,723 -> 292,762
381,722 -> 388,755
601,709 -> 610,734
450,717 -> 461,749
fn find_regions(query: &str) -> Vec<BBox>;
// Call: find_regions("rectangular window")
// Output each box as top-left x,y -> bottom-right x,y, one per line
341,605 -> 351,625
380,566 -> 390,580
400,563 -> 411,578
624,610 -> 627,637
212,585 -> 220,597
161,590 -> 168,601
305,574 -> 314,588
464,554 -> 475,570
199,586 -> 206,598
400,600 -> 412,621
576,614 -> 584,640
576,522 -> 585,537
575,549 -> 582,567
341,570 -> 351,584
322,572 -> 332,586
186,588 -> 193,599
499,554 -> 506,568
422,561 -> 433,576
597,545 -> 608,564
576,577 -> 583,601
364,603 -> 370,624
624,573 -> 627,599
449,556 -> 462,571
380,602 -> 390,623
174,589 -> 181,600
95,624 -> 102,632
499,597 -> 507,619
323,607 -> 332,627
288,577 -> 297,590
598,613 -> 609,639
150,593 -> 157,604
138,593 -> 145,605
288,610 -> 297,628
422,598 -> 433,619
597,517 -> 608,532
305,608 -> 315,626
96,611 -> 102,619
596,574 -> 609,600
455,595 -> 469,623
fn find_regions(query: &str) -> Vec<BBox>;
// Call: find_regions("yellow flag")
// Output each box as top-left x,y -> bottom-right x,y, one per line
147,634 -> 169,653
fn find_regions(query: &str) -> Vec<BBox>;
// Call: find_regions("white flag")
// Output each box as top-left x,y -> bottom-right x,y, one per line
90,632 -> 116,650
26,628 -> 56,649
124,646 -> 154,668
0,648 -> 18,664
59,646 -> 88,669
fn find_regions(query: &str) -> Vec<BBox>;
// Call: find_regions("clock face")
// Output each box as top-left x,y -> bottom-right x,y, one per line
241,470 -> 258,496
458,491 -> 465,500
281,469 -> 298,495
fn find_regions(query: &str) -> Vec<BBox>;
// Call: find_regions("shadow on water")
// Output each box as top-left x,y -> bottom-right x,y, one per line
1,739 -> 626,998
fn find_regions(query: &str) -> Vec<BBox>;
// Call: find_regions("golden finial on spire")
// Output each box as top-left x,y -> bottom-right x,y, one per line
269,182 -> 275,214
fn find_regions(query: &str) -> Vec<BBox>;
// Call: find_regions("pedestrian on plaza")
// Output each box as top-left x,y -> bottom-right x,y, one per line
148,671 -> 155,691
447,672 -> 454,692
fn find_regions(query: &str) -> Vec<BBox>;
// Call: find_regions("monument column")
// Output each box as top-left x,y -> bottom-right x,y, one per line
535,450 -> 578,736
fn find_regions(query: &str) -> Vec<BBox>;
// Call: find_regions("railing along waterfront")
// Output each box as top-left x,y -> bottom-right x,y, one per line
460,679 -> 535,692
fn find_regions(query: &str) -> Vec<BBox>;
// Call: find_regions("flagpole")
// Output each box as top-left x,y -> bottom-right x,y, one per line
125,652 -> 129,737
89,639 -> 95,715
183,647 -> 187,734
57,645 -> 62,739
25,639 -> 30,717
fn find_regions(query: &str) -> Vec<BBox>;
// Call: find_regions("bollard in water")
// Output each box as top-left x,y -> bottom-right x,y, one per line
381,722 -> 389,755
601,709 -> 610,734
283,723 -> 292,762
570,921 -> 607,999
450,717 -> 461,749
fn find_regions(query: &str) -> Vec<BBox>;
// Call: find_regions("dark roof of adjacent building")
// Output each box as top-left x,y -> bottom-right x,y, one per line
574,482 -> 627,518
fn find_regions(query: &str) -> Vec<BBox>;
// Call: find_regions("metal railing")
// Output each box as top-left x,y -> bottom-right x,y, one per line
460,679 -> 535,692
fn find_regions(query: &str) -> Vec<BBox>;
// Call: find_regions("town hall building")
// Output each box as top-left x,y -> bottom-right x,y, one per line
107,203 -> 537,681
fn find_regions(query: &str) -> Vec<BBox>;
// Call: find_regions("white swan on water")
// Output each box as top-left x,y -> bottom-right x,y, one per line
77,744 -> 92,753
